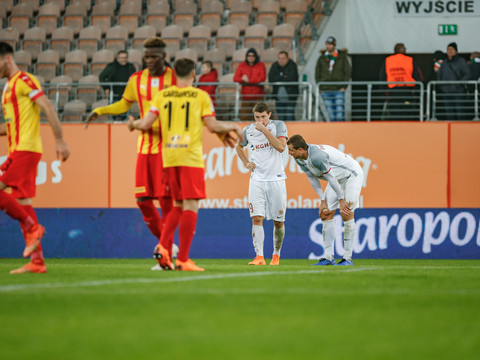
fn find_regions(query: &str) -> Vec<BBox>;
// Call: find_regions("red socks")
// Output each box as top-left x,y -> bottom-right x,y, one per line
0,191 -> 35,231
158,196 -> 173,223
160,206 -> 183,257
137,199 -> 162,239
178,210 -> 198,262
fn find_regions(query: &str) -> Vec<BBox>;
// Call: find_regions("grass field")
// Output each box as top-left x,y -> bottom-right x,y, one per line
1,258 -> 479,360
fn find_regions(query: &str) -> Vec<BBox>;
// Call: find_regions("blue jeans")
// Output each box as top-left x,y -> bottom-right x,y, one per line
321,91 -> 345,121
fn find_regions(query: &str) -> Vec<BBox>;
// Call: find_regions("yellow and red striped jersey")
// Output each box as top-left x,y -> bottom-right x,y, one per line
149,86 -> 215,168
1,71 -> 44,155
123,67 -> 176,154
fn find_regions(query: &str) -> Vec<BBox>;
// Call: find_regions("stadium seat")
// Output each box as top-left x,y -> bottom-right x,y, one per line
62,99 -> 87,122
228,0 -> 252,33
13,50 -> 32,73
284,0 -> 308,30
35,50 -> 60,82
90,49 -> 115,76
44,0 -> 65,11
256,0 -> 280,32
204,48 -> 226,75
118,1 -> 142,34
231,48 -> 248,73
76,75 -> 101,107
132,25 -> 157,51
90,2 -> 114,35
48,75 -> 73,108
174,48 -> 198,62
63,2 -> 88,35
244,24 -> 268,54
9,3 -> 33,34
216,25 -> 240,58
127,49 -> 143,70
21,27 -> 46,60
2,0 -> 13,12
161,25 -> 184,61
271,24 -> 295,51
19,0 -> 39,12
199,0 -> 224,33
186,25 -> 211,58
104,25 -> 129,54
50,26 -> 74,60
173,0 -> 198,34
262,47 -> 283,74
145,1 -> 170,33
77,26 -> 102,58
0,28 -> 20,50
37,3 -> 61,36
63,49 -> 88,82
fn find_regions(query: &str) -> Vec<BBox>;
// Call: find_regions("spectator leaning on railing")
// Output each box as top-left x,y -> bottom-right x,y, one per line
99,50 -> 136,102
197,60 -> 218,107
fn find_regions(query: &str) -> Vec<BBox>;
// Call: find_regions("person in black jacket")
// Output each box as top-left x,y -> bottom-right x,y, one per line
99,50 -> 136,102
437,42 -> 471,120
268,51 -> 299,121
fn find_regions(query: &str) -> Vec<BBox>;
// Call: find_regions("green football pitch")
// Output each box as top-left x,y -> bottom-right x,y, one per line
1,259 -> 479,360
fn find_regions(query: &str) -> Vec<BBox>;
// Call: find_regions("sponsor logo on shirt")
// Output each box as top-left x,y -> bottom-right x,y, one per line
253,142 -> 271,150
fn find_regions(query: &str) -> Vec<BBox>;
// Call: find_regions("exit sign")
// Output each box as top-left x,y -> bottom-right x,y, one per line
438,24 -> 458,35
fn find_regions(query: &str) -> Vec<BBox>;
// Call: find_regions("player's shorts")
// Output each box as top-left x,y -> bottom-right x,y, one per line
0,151 -> 41,199
165,166 -> 206,201
248,179 -> 286,222
325,165 -> 364,211
135,153 -> 171,199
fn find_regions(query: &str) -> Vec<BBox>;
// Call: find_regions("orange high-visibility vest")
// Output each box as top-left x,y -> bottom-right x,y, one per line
385,54 -> 415,88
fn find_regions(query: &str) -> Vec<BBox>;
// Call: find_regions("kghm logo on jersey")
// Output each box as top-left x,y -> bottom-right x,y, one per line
254,142 -> 271,150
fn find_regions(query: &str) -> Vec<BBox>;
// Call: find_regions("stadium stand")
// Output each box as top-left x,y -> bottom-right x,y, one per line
231,47 -> 249,73
104,25 -> 129,54
174,48 -> 198,63
9,3 -> 34,35
161,24 -> 184,61
13,50 -> 32,73
62,99 -> 87,122
37,3 -> 61,36
21,27 -> 47,60
199,0 -> 224,33
76,75 -> 102,107
204,48 -> 226,76
63,2 -> 89,35
284,0 -> 309,30
50,26 -> 75,60
215,24 -> 240,58
90,1 -> 115,35
48,75 -> 73,108
256,0 -> 280,32
90,49 -> 115,76
118,1 -> 142,35
228,0 -> 252,33
0,28 -> 20,50
145,1 -> 170,33
271,23 -> 295,52
63,49 -> 88,82
77,26 -> 103,58
127,48 -> 143,70
45,0 -> 65,11
35,49 -> 60,82
186,25 -> 211,58
173,0 -> 198,34
244,24 -> 268,54
132,25 -> 157,51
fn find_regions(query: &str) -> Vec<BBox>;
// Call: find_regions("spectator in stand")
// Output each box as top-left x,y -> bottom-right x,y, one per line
234,48 -> 266,121
197,60 -> 218,107
437,42 -> 471,120
467,51 -> 480,119
379,43 -> 421,120
315,36 -> 351,121
430,50 -> 447,120
99,50 -> 136,102
268,51 -> 299,121
433,50 -> 446,77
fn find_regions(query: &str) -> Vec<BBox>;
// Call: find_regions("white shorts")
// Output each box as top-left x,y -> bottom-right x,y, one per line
325,166 -> 364,211
248,179 -> 287,222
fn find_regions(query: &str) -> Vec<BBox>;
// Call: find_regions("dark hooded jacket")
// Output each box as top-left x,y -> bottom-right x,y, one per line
99,59 -> 136,96
437,54 -> 471,93
268,58 -> 299,99
233,48 -> 266,96
315,48 -> 351,91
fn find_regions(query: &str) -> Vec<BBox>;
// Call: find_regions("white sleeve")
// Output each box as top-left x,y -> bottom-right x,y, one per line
323,171 -> 344,200
306,173 -> 325,201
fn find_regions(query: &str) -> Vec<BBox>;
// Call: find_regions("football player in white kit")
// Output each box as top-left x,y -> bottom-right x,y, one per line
287,134 -> 364,266
236,102 -> 288,265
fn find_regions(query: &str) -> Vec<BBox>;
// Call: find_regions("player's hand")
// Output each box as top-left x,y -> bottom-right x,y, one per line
245,161 -> 256,171
127,115 -> 136,132
339,199 -> 353,217
220,131 -> 238,147
85,112 -> 98,129
56,140 -> 70,162
255,121 -> 266,132
319,201 -> 331,220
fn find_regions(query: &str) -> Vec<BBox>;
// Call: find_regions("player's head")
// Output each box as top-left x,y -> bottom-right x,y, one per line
252,102 -> 272,125
143,37 -> 167,76
287,134 -> 308,159
0,42 -> 15,78
174,58 -> 196,80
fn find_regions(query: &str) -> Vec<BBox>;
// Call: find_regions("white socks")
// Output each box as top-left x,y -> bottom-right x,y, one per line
322,219 -> 335,261
343,219 -> 355,261
252,225 -> 265,257
273,226 -> 285,256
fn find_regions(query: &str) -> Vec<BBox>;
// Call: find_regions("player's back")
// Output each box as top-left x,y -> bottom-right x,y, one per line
312,144 -> 360,181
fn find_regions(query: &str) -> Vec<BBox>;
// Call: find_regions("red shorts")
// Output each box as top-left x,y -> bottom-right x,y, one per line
165,166 -> 206,201
135,153 -> 171,199
0,151 -> 41,199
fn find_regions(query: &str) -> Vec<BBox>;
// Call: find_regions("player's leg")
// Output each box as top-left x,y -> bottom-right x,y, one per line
313,184 -> 337,265
267,180 -> 286,265
248,179 -> 266,265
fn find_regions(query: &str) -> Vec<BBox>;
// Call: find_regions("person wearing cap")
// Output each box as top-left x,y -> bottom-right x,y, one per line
234,48 -> 266,121
315,36 -> 351,121
437,42 -> 470,120
379,43 -> 421,120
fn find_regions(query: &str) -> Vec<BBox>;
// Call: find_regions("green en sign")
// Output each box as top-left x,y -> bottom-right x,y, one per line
438,24 -> 458,35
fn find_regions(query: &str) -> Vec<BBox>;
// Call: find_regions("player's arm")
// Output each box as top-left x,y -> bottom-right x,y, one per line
35,94 -> 70,161
128,109 -> 158,131
203,116 -> 244,147
323,171 -> 352,216
85,97 -> 134,129
255,122 -> 286,152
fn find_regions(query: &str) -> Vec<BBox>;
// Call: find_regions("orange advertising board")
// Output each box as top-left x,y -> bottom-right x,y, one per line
2,122 -> 479,208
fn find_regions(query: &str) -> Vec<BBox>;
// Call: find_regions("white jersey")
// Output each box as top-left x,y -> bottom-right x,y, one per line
240,120 -> 288,181
296,144 -> 362,183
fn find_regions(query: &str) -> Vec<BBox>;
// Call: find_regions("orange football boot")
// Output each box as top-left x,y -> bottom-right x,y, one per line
248,255 -> 266,265
23,224 -> 45,258
269,254 -> 280,265
175,259 -> 205,272
10,260 -> 47,274
153,244 -> 173,270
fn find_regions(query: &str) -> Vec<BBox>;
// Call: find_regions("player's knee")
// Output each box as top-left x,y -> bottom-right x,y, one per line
252,216 -> 264,226
344,219 -> 355,238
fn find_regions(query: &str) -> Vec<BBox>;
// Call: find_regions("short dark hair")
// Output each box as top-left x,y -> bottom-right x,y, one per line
116,50 -> 128,56
143,37 -> 166,49
394,43 -> 406,54
174,58 -> 196,77
287,134 -> 308,150
202,60 -> 213,68
278,51 -> 289,58
252,102 -> 270,113
0,42 -> 14,56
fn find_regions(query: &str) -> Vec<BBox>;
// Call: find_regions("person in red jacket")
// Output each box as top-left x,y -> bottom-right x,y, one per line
234,48 -> 266,120
197,60 -> 218,107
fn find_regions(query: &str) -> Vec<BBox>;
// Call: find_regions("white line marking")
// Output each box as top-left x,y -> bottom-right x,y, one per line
0,268 -> 373,293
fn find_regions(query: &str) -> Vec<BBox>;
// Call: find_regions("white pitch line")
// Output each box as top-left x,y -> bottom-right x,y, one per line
0,268 -> 373,293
